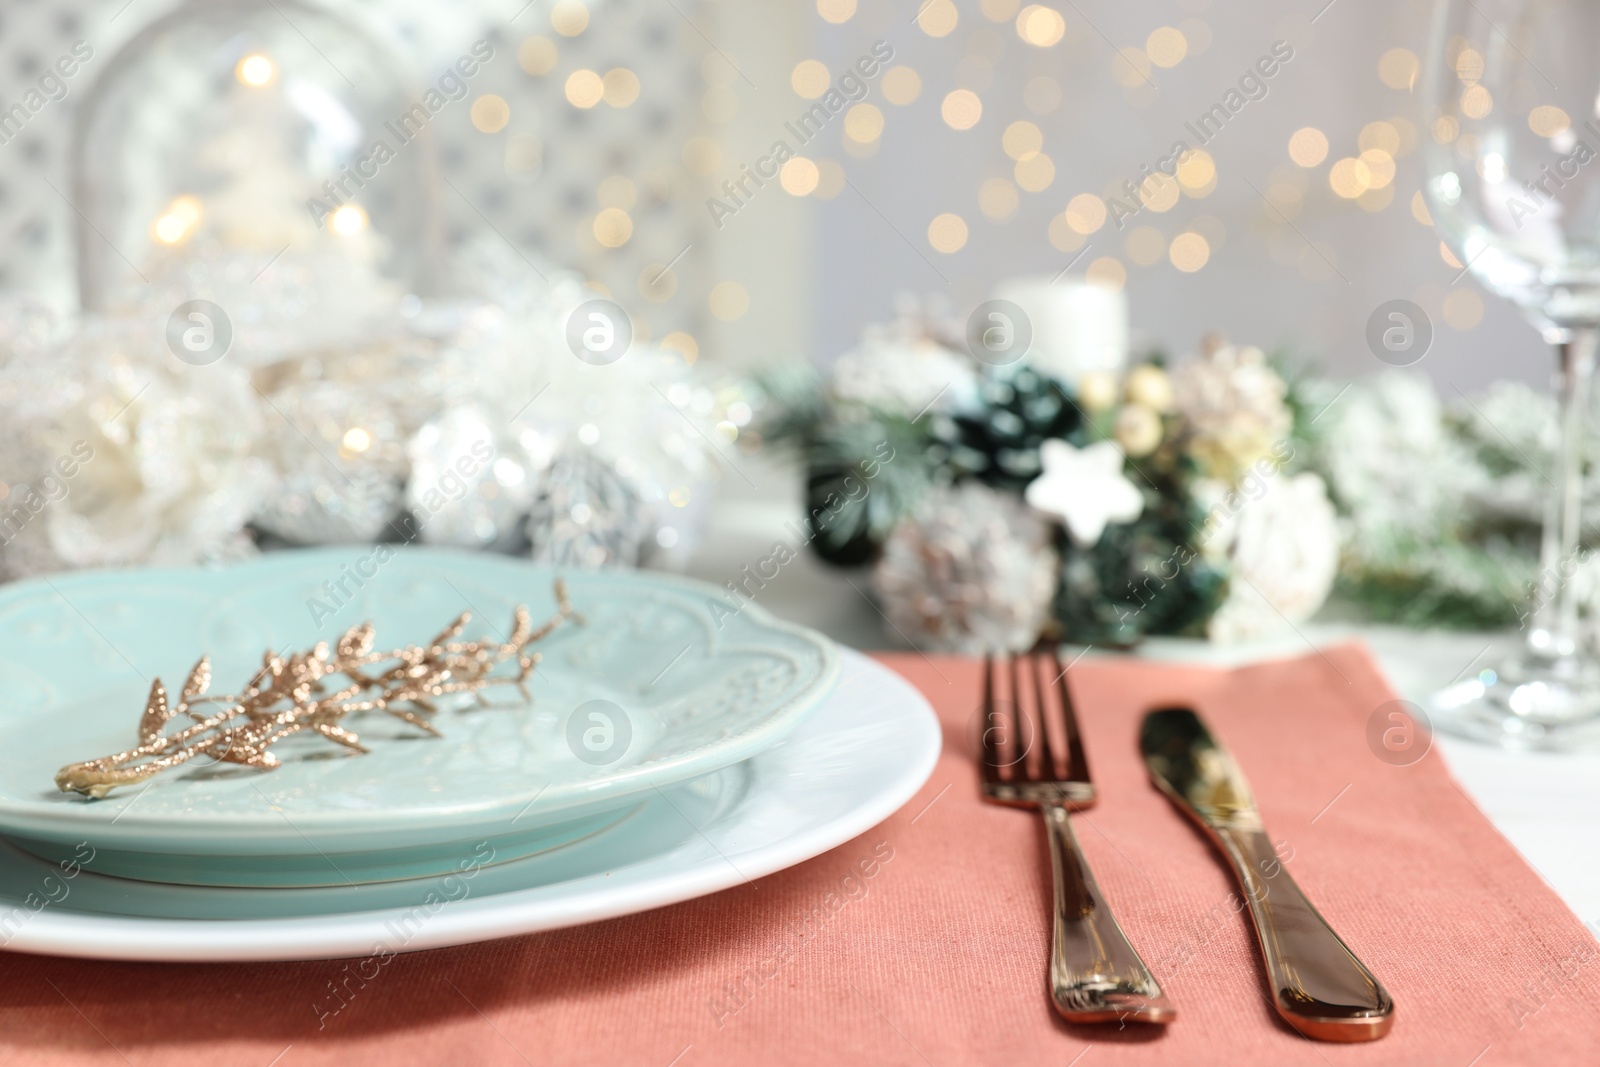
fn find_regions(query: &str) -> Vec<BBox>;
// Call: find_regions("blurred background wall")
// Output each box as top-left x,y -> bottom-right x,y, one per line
0,0 -> 1539,395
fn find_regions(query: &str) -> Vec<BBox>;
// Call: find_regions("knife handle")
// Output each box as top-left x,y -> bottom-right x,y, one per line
1041,801 -> 1176,1025
1215,827 -> 1394,1042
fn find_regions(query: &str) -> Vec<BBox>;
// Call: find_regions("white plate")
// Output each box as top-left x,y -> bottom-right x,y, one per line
0,648 -> 938,961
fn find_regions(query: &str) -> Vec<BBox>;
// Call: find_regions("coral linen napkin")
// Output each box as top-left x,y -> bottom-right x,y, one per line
1,643 -> 1596,1066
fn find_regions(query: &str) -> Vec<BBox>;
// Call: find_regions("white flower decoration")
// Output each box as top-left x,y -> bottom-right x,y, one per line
1024,439 -> 1144,546
1208,472 -> 1339,644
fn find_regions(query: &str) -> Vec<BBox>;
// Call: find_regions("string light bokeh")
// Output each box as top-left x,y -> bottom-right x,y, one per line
0,0 -> 1552,387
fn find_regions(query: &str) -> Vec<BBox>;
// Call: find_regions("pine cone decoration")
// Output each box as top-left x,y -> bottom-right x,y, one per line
1052,466 -> 1228,645
872,483 -> 1057,654
927,365 -> 1082,490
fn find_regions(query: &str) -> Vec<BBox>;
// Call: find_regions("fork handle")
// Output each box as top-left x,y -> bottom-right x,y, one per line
1042,801 -> 1176,1025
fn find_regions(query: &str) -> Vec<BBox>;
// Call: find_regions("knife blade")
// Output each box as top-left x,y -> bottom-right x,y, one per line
1140,707 -> 1395,1042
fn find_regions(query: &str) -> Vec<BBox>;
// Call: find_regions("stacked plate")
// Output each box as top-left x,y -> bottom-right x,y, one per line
0,548 -> 939,961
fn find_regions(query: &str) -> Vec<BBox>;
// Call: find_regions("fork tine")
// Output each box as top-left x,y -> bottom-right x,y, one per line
1031,652 -> 1058,782
979,655 -> 1002,783
1008,653 -> 1027,778
1053,650 -> 1091,783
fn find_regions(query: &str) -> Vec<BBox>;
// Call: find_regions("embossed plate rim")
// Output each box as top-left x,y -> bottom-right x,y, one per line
0,648 -> 938,961
0,547 -> 839,844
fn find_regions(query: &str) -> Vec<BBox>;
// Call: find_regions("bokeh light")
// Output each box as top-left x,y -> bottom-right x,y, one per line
551,0 -> 589,36
1176,149 -> 1215,193
780,157 -> 820,196
152,195 -> 203,244
817,0 -> 856,23
1328,157 -> 1369,198
471,94 -> 510,133
979,178 -> 1019,221
1461,84 -> 1492,118
1378,48 -> 1419,90
518,37 -> 557,76
603,69 -> 640,107
1016,5 -> 1066,47
1085,256 -> 1126,289
845,104 -> 884,143
882,66 -> 922,105
918,0 -> 959,37
1529,105 -> 1571,137
1359,148 -> 1395,189
593,208 -> 633,248
1358,121 -> 1400,155
792,60 -> 830,99
330,203 -> 367,237
814,159 -> 846,199
1111,47 -> 1152,88
1003,120 -> 1043,160
928,213 -> 969,253
236,54 -> 274,87
1139,173 -> 1180,212
1146,27 -> 1187,68
941,89 -> 983,130
1065,192 -> 1107,233
1169,232 -> 1210,272
1288,127 -> 1329,167
1015,153 -> 1055,192
566,70 -> 604,108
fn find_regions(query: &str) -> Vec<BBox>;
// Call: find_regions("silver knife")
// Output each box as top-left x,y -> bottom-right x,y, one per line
1140,707 -> 1395,1042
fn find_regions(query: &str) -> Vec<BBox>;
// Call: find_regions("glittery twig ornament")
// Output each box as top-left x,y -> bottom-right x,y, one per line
54,580 -> 576,798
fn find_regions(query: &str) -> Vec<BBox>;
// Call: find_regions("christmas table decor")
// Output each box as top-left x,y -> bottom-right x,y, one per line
0,0 -> 737,582
756,298 -> 1339,651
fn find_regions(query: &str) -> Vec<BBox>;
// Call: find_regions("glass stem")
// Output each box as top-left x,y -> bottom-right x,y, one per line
1528,327 -> 1596,662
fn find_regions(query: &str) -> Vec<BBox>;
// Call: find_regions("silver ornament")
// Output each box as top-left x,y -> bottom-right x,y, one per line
526,448 -> 657,569
252,380 -> 406,544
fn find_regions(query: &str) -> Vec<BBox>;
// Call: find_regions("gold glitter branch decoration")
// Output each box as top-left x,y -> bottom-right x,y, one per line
55,581 -> 576,799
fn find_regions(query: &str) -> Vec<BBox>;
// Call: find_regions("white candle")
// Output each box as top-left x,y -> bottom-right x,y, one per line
991,276 -> 1128,381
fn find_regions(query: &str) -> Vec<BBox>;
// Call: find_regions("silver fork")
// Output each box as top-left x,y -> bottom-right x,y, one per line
980,652 -> 1176,1026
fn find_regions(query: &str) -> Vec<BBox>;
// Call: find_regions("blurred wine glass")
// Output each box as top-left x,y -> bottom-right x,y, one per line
1422,0 -> 1600,749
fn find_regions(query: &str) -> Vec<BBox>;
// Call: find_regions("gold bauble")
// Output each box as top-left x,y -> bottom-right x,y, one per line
1125,364 -> 1174,413
1077,369 -> 1118,413
1113,403 -> 1163,457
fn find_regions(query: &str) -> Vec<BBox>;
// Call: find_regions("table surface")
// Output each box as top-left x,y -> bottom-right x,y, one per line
688,499 -> 1600,936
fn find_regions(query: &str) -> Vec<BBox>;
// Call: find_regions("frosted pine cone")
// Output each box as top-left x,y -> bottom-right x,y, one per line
872,482 -> 1058,654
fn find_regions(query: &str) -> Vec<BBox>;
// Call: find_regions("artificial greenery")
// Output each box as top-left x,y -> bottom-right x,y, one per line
756,359 -> 1227,643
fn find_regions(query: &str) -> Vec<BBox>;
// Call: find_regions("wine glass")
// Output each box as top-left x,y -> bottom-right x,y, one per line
1422,0 -> 1600,749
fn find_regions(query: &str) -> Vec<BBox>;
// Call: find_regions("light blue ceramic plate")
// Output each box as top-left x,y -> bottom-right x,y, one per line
0,547 -> 838,887
0,648 -> 940,961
